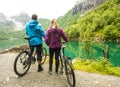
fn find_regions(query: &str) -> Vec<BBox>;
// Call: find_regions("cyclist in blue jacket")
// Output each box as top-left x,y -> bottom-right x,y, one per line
26,14 -> 45,72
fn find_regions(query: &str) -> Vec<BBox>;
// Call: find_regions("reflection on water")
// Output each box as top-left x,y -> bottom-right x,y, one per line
64,41 -> 120,67
0,39 -> 120,67
0,39 -> 26,51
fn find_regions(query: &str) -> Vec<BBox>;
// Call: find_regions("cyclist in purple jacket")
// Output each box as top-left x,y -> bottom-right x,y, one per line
45,19 -> 68,75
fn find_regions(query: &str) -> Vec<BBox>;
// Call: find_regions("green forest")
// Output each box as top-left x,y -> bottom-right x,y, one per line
63,0 -> 120,42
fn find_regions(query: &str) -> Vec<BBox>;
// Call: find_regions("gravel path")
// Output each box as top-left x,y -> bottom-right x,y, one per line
0,53 -> 120,87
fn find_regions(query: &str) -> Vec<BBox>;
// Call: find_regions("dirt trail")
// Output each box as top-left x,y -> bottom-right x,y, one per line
0,53 -> 120,87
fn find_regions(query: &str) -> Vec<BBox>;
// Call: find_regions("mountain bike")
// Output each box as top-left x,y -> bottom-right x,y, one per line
59,42 -> 76,87
14,37 -> 47,77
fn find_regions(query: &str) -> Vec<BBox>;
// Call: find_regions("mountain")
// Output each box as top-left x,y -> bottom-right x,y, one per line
0,13 -> 15,31
38,18 -> 50,30
57,0 -> 106,29
72,0 -> 105,15
0,12 -> 30,31
64,0 -> 120,42
11,12 -> 31,26
57,10 -> 80,29
0,11 -> 50,31
1,0 -> 120,42
0,12 -> 50,40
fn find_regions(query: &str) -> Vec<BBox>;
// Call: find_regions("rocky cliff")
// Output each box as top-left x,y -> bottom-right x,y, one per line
72,0 -> 106,15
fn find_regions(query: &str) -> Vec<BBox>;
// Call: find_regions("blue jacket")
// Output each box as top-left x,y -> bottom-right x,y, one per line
26,20 -> 45,46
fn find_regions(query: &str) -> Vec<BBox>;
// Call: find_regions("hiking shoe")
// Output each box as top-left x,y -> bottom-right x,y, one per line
48,71 -> 52,75
37,65 -> 43,72
54,72 -> 58,75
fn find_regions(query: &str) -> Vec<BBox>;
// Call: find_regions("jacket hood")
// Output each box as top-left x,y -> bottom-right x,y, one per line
28,20 -> 38,28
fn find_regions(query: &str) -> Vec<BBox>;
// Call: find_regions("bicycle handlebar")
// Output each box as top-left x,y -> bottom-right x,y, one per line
24,36 -> 40,41
62,41 -> 67,49
24,37 -> 30,40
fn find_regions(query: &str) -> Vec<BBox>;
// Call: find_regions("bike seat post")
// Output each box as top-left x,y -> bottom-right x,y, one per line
62,46 -> 66,56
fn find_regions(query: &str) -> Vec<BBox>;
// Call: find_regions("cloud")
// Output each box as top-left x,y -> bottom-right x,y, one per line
0,0 -> 77,19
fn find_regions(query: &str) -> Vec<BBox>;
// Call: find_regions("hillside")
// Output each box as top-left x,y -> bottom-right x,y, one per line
0,12 -> 50,41
38,18 -> 50,30
0,13 -> 15,31
57,10 -> 80,28
64,0 -> 120,42
57,0 -> 105,29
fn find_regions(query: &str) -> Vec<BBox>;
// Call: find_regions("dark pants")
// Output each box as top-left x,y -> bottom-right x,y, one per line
29,44 -> 42,61
49,47 -> 61,72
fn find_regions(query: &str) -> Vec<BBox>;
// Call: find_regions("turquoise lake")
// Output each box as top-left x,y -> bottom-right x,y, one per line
0,39 -> 120,67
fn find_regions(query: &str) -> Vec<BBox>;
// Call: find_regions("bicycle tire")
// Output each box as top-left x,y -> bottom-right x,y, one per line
14,51 -> 31,76
59,55 -> 64,75
65,57 -> 76,87
40,47 -> 47,65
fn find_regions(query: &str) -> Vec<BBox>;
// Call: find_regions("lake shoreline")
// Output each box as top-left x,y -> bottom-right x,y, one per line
0,44 -> 28,54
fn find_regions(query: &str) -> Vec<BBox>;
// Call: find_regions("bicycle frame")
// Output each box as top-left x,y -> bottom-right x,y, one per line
59,43 -> 76,87
24,37 -> 37,64
14,37 -> 47,76
24,37 -> 47,64
59,47 -> 64,74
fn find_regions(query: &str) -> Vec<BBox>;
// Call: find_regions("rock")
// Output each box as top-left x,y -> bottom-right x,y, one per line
72,58 -> 81,64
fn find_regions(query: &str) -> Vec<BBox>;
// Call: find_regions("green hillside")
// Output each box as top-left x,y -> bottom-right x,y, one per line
0,31 -> 10,40
65,0 -> 120,42
38,18 -> 50,30
0,30 -> 25,40
0,18 -> 50,41
57,10 -> 81,29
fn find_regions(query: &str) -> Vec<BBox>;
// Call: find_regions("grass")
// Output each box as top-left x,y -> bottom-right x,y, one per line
73,57 -> 120,77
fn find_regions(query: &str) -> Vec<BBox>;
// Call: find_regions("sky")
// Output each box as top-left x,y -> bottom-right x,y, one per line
0,0 -> 78,19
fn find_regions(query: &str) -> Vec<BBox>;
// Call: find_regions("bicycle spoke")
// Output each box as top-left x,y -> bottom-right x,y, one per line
16,54 -> 29,72
65,61 -> 75,87
14,51 -> 31,76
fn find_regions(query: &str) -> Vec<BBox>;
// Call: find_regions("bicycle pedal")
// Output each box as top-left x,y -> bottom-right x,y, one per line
31,57 -> 36,64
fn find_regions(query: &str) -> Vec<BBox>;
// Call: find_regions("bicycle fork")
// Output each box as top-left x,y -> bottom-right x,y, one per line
59,56 -> 68,75
59,56 -> 64,74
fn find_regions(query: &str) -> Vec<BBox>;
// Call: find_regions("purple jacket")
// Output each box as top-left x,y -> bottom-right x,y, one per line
45,27 -> 68,48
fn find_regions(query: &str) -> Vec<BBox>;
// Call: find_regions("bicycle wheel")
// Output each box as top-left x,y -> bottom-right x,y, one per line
14,51 -> 31,76
65,57 -> 76,87
40,47 -> 47,65
59,55 -> 64,75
